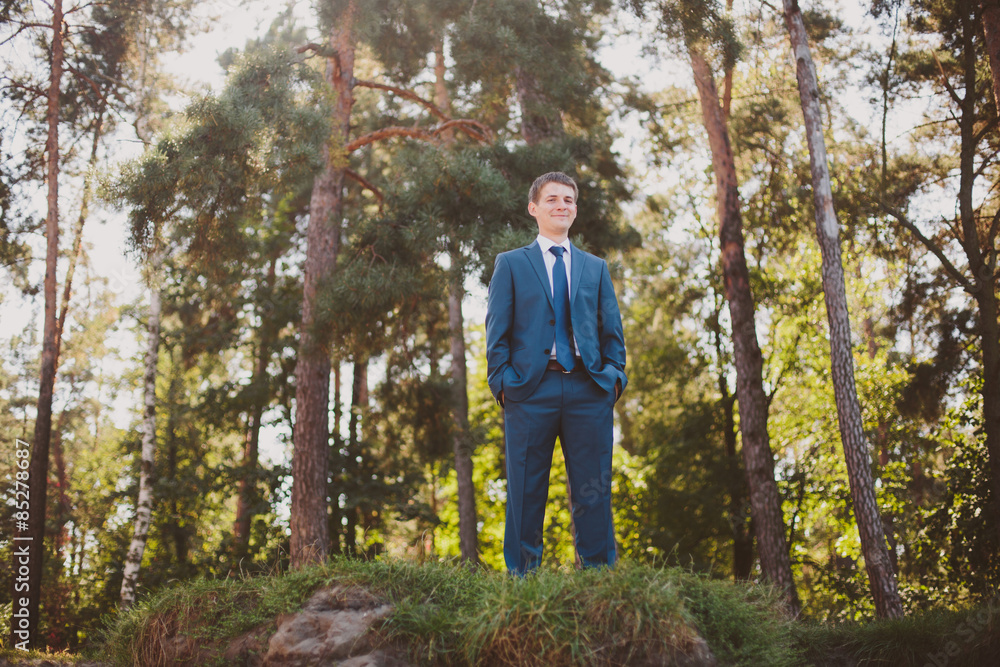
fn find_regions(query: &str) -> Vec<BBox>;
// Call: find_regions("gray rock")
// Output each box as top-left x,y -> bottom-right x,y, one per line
263,586 -> 404,667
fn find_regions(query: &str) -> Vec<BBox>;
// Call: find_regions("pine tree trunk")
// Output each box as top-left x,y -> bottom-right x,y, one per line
515,65 -> 564,144
434,42 -> 479,564
165,367 -> 189,567
16,0 -> 64,647
957,3 -> 1000,540
234,256 -> 277,558
782,0 -> 903,619
120,250 -> 162,609
449,255 -> 480,563
55,109 -> 103,356
290,0 -> 356,568
980,1 -> 1000,109
688,44 -> 800,615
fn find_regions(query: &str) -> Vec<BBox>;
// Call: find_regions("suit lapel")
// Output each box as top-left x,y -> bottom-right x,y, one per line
569,242 -> 586,305
525,241 -> 554,310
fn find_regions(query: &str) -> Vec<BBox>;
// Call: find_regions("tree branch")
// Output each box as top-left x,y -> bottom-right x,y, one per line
974,116 -> 1000,146
877,198 -> 973,291
295,41 -> 324,54
345,169 -> 384,208
986,205 -> 1000,248
344,119 -> 491,153
65,62 -> 111,106
354,79 -> 449,121
295,42 -> 338,64
932,50 -> 962,106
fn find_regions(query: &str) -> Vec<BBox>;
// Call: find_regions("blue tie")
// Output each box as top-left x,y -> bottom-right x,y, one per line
549,246 -> 574,371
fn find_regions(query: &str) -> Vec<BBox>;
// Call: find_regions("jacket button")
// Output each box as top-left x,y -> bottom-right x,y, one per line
549,319 -> 555,325
544,349 -> 550,354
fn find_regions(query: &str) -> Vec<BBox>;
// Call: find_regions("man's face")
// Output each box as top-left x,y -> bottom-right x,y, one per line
528,182 -> 577,241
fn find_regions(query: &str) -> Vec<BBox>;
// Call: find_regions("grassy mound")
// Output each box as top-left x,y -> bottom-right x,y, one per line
99,558 -> 799,666
95,558 -> 1000,666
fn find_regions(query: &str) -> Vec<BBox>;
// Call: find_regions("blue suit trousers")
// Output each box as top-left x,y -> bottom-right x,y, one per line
503,367 -> 617,574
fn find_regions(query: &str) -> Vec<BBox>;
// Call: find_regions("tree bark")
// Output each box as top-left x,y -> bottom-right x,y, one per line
688,44 -> 800,615
290,0 -> 356,568
234,255 -> 277,559
16,0 -> 64,647
959,3 -> 1000,542
515,65 -> 564,144
434,38 -> 479,564
782,0 -> 904,619
120,249 -> 162,609
56,108 -> 104,357
980,1 -> 1000,109
449,250 -> 480,563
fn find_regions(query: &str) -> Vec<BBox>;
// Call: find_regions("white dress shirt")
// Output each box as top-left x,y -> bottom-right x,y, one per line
536,234 -> 581,359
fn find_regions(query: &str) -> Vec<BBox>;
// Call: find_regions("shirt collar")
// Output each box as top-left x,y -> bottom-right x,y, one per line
536,234 -> 571,255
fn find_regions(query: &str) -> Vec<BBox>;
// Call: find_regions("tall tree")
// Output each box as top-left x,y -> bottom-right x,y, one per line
874,0 -> 1000,550
114,0 -> 198,609
434,40 -> 480,563
290,0 -> 490,567
632,0 -> 801,614
8,0 -> 65,646
781,0 -> 904,619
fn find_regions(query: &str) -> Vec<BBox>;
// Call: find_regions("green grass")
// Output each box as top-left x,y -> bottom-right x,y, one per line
96,558 -> 999,666
0,648 -> 94,664
98,557 -> 802,666
795,601 -> 1000,666
99,565 -> 331,666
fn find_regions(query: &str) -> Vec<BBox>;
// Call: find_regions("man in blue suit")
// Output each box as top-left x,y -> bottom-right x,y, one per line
486,171 -> 627,574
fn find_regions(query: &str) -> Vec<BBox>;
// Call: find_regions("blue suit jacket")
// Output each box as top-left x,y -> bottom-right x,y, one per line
485,240 -> 627,404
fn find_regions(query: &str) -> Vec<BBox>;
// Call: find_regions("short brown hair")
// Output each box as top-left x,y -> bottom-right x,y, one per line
528,172 -> 578,205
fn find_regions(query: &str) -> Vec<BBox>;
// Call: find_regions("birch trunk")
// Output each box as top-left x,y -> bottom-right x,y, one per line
120,249 -> 162,609
688,44 -> 800,615
290,0 -> 356,568
117,7 -> 165,609
782,0 -> 904,619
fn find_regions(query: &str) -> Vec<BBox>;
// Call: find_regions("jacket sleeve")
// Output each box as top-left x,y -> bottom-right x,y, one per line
485,253 -> 514,404
597,259 -> 627,393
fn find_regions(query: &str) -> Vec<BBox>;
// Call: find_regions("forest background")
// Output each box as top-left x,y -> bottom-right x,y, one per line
2,0 -> 999,651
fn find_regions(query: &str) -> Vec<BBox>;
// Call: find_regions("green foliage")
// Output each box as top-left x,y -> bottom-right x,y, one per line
104,46 -> 328,261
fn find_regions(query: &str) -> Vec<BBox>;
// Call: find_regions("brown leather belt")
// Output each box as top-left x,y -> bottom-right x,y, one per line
546,358 -> 585,373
